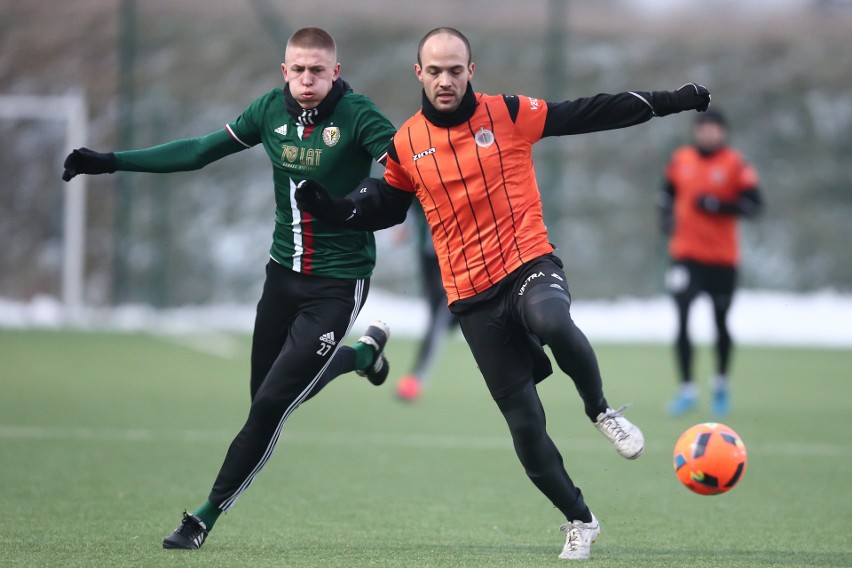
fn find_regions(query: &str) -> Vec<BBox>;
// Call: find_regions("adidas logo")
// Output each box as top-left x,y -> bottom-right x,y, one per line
551,272 -> 564,281
274,124 -> 288,136
319,331 -> 336,346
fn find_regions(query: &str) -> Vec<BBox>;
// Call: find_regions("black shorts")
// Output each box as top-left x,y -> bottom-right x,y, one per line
250,259 -> 369,397
450,255 -> 566,400
666,259 -> 737,304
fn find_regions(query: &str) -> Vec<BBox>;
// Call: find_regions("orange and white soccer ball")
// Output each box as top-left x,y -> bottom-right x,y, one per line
673,422 -> 747,495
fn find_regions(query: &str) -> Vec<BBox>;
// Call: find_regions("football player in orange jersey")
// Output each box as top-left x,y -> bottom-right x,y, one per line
296,27 -> 711,560
659,108 -> 763,418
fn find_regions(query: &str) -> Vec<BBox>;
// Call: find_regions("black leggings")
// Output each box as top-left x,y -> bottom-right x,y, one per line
496,382 -> 589,521
454,255 -> 607,522
669,261 -> 736,382
521,284 -> 608,421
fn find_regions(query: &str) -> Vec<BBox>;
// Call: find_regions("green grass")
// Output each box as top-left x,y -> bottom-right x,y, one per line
1,329 -> 850,567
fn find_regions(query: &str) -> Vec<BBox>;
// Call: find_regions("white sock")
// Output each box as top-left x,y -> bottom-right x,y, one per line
680,383 -> 698,398
713,374 -> 729,391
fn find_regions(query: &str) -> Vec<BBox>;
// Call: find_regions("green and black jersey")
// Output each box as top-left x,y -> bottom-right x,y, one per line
114,85 -> 394,279
227,88 -> 394,278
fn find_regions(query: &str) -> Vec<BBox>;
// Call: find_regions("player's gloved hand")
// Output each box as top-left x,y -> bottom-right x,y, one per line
695,193 -> 721,213
674,83 -> 711,112
295,179 -> 355,225
62,147 -> 117,181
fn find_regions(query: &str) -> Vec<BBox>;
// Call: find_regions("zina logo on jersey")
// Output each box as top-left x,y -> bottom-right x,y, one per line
412,147 -> 436,162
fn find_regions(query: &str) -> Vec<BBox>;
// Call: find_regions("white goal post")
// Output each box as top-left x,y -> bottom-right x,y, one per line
0,93 -> 88,320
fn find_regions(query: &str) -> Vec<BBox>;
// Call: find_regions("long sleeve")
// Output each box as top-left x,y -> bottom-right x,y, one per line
541,88 -> 707,138
114,129 -> 246,173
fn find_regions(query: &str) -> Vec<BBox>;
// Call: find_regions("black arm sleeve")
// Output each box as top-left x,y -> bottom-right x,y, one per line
658,180 -> 675,235
737,188 -> 764,218
716,188 -> 764,218
542,92 -> 653,137
343,177 -> 414,232
541,90 -> 699,138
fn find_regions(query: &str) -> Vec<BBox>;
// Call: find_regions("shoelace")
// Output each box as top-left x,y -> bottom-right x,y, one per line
177,513 -> 206,537
598,403 -> 632,441
560,522 -> 584,551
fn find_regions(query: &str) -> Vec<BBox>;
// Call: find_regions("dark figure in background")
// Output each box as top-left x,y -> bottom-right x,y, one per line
395,202 -> 460,401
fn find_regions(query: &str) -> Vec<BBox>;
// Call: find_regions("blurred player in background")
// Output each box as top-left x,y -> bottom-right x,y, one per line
296,27 -> 712,560
395,201 -> 460,401
62,27 -> 395,550
658,108 -> 763,417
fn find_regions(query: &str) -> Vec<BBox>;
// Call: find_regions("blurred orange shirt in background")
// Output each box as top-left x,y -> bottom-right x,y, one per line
666,146 -> 759,266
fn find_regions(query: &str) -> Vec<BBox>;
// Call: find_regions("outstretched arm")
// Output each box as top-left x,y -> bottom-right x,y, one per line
541,83 -> 711,138
62,129 -> 246,181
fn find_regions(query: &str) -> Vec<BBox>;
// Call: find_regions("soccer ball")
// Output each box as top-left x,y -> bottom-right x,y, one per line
673,422 -> 747,495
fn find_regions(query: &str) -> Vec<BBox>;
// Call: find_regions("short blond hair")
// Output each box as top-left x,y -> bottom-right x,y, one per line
287,27 -> 337,55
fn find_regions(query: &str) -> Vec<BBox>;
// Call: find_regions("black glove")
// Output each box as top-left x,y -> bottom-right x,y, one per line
695,193 -> 722,213
652,84 -> 711,116
674,83 -> 711,112
62,147 -> 117,181
294,179 -> 355,226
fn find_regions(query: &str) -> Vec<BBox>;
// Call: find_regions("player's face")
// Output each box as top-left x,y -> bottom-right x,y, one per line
415,34 -> 474,113
694,121 -> 726,153
281,45 -> 340,109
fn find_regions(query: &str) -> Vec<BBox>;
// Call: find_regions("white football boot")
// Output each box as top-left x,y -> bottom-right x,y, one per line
559,513 -> 601,560
594,404 -> 644,459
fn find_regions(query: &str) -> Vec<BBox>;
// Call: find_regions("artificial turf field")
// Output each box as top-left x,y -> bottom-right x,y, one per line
1,328 -> 850,567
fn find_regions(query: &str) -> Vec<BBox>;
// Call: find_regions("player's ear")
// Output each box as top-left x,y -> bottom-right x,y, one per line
280,63 -> 287,81
332,62 -> 341,81
468,62 -> 475,79
414,63 -> 423,83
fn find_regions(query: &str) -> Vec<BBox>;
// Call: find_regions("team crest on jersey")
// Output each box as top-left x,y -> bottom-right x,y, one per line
474,127 -> 495,148
322,126 -> 341,147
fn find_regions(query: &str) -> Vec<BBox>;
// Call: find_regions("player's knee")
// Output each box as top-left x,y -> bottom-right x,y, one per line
524,295 -> 573,342
496,386 -> 546,444
249,389 -> 298,427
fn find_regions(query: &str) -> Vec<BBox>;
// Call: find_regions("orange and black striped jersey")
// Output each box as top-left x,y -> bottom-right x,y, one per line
345,86 -> 691,303
382,88 -> 668,304
665,146 -> 759,266
384,93 -> 554,303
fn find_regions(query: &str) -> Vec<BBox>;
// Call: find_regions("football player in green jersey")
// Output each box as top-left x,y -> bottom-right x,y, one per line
62,27 -> 397,550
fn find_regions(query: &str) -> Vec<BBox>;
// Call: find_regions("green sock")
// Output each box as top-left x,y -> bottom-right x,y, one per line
351,341 -> 375,370
192,500 -> 222,530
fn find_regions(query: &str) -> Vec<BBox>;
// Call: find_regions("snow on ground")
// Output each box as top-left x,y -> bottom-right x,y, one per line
2,289 -> 851,348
